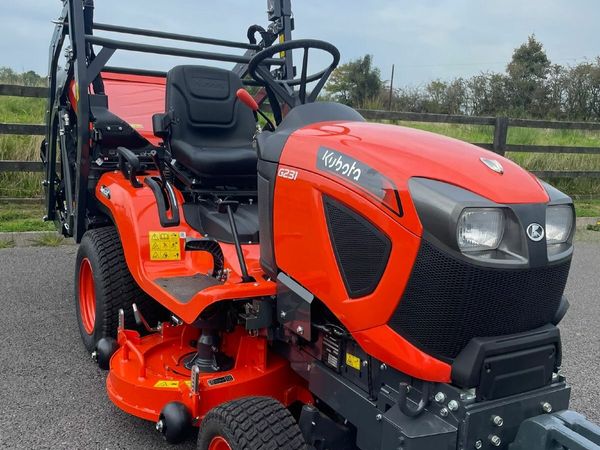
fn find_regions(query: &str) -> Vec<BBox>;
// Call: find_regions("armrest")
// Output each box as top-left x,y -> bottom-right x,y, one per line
152,112 -> 172,139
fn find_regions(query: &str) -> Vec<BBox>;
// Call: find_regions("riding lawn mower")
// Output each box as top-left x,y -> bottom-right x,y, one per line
42,1 -> 600,449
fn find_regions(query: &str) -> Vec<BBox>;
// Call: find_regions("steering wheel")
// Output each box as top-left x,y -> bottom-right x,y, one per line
248,39 -> 340,108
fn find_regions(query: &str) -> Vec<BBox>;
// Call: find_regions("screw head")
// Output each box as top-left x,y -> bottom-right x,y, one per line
541,402 -> 553,413
489,435 -> 502,447
434,392 -> 446,403
280,311 -> 287,319
474,440 -> 483,450
380,363 -> 387,371
492,415 -> 504,427
362,360 -> 368,367
375,414 -> 383,422
440,407 -> 449,417
91,351 -> 98,362
448,400 -> 459,411
296,326 -> 304,335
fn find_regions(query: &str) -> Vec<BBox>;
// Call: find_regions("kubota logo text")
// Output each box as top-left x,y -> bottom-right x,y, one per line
320,149 -> 362,181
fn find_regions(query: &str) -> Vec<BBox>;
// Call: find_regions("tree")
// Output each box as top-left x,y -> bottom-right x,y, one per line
326,55 -> 383,107
506,35 -> 551,116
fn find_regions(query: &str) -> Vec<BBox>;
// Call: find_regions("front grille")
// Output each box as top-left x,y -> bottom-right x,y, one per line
324,197 -> 391,298
389,240 -> 571,361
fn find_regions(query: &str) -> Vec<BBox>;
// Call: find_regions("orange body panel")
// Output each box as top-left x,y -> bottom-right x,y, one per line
96,171 -> 276,325
271,120 -> 551,382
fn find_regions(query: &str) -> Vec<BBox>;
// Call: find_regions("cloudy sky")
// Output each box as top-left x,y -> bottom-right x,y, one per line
1,0 -> 598,87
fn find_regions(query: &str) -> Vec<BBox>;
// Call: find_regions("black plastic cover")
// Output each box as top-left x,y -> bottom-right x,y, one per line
257,102 -> 365,163
452,324 -> 561,397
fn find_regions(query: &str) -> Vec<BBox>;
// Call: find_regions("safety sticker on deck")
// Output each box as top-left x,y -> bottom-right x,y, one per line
149,232 -> 181,261
153,380 -> 180,389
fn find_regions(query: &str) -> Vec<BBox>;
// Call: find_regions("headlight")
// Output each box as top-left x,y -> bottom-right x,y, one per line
546,205 -> 573,244
457,208 -> 505,252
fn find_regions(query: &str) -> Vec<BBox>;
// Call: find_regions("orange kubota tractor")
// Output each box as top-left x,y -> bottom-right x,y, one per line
43,1 -> 600,449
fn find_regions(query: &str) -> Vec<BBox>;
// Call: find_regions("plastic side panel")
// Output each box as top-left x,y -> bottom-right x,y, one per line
95,171 -> 275,324
273,167 -> 420,331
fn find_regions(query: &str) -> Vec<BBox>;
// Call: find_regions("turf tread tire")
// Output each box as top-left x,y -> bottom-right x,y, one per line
75,226 -> 167,352
197,397 -> 306,450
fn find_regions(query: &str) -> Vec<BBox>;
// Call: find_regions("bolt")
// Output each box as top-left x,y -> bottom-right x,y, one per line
380,363 -> 388,371
155,419 -> 164,433
541,402 -> 553,413
375,414 -> 382,422
439,408 -> 449,417
280,311 -> 287,319
489,435 -> 501,447
434,392 -> 446,404
474,440 -> 483,450
296,326 -> 304,335
492,415 -> 504,427
448,400 -> 459,411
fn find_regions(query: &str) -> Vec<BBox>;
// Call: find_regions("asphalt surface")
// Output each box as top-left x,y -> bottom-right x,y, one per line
0,244 -> 599,449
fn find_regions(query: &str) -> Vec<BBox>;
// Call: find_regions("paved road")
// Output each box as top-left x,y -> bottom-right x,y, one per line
0,244 -> 598,449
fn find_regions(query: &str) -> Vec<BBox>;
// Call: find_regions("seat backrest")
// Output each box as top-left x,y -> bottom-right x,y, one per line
166,65 -> 256,149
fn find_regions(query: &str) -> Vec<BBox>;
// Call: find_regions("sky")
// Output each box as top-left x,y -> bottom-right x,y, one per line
1,0 -> 599,88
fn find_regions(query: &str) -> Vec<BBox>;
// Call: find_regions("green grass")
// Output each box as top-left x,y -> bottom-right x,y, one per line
0,94 -> 45,198
0,203 -> 54,232
0,239 -> 15,249
575,200 -> 600,217
31,233 -> 64,247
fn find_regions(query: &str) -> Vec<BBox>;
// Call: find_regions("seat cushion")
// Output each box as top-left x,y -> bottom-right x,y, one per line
171,139 -> 258,186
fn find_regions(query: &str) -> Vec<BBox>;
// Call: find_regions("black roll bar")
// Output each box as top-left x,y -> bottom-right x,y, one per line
85,35 -> 284,67
93,22 -> 261,51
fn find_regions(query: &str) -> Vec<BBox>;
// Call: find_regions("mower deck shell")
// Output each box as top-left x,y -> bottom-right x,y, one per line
107,324 -> 311,422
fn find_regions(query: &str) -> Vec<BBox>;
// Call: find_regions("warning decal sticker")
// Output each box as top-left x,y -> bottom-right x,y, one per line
149,232 -> 181,261
153,380 -> 180,389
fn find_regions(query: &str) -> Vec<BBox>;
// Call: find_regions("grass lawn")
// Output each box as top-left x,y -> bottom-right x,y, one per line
0,202 -> 55,232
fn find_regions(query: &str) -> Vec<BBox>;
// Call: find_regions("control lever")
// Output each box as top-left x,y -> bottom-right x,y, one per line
132,303 -> 162,332
217,200 -> 254,283
236,89 -> 275,131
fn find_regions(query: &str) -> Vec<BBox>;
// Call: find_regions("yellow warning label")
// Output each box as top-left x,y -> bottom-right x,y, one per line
345,353 -> 361,371
153,380 -> 180,389
149,232 -> 181,261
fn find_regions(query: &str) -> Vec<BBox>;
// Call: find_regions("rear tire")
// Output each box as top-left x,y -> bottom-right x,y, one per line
74,226 -> 167,352
197,397 -> 306,450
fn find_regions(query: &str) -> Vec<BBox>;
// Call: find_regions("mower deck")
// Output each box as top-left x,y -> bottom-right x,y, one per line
107,323 -> 311,422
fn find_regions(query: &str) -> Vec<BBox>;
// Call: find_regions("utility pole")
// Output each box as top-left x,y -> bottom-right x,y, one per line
388,64 -> 395,111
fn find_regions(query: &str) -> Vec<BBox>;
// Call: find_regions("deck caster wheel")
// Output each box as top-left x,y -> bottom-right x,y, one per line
96,337 -> 118,370
158,402 -> 192,444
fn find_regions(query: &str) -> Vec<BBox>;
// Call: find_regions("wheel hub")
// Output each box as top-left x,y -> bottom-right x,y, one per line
209,436 -> 232,450
78,257 -> 96,334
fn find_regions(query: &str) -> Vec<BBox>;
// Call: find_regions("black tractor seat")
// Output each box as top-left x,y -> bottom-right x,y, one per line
156,65 -> 258,188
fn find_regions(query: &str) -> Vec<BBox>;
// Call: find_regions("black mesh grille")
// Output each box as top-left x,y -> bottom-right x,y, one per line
389,240 -> 571,360
324,197 -> 391,298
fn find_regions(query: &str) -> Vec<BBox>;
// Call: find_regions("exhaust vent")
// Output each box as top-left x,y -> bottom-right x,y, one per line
323,196 -> 391,298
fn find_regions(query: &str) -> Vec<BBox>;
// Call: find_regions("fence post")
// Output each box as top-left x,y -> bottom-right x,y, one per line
493,117 -> 508,156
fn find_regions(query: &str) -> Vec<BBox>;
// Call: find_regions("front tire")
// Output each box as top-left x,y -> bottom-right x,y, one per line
74,226 -> 165,352
197,397 -> 306,450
